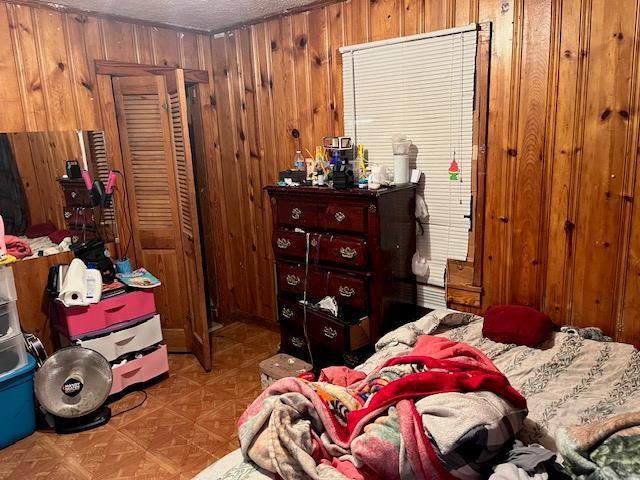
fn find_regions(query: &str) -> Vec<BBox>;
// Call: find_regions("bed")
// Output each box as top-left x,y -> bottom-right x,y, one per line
196,309 -> 640,479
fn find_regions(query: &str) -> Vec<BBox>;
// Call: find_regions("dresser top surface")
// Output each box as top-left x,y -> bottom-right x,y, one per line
265,184 -> 416,197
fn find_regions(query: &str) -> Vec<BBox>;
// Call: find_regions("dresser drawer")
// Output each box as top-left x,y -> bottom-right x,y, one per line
322,204 -> 368,234
278,298 -> 303,326
63,206 -> 96,226
272,229 -> 312,260
273,229 -> 368,270
62,187 -> 93,207
276,263 -> 326,297
319,236 -> 368,269
327,273 -> 368,310
307,311 -> 347,352
307,306 -> 370,353
277,199 -> 318,228
280,319 -> 310,361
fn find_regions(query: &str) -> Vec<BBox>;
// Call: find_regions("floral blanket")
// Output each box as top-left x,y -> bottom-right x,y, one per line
236,335 -> 527,480
556,411 -> 640,479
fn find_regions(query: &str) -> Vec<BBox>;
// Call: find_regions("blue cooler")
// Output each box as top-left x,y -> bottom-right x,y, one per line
0,355 -> 36,448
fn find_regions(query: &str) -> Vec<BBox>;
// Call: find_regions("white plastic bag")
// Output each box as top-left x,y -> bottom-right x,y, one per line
412,252 -> 429,278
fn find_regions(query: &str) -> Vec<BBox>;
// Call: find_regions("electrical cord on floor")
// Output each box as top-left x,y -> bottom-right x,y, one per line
302,232 -> 315,369
109,390 -> 148,418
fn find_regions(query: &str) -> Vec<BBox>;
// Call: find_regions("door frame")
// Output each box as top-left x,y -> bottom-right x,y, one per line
94,60 -> 219,370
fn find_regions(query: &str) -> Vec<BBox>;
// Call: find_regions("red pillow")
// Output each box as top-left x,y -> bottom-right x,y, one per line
25,222 -> 56,239
483,305 -> 553,347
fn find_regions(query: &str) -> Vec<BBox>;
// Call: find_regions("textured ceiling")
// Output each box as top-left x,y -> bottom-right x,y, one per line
43,0 -> 319,31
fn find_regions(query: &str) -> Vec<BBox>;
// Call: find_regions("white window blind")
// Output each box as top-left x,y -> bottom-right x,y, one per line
341,25 -> 478,308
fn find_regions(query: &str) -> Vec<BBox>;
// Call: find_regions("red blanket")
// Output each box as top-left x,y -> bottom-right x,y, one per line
238,336 -> 527,479
4,235 -> 31,259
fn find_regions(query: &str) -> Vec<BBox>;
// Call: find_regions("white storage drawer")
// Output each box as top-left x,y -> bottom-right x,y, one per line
0,301 -> 20,339
0,267 -> 17,304
0,333 -> 28,381
61,315 -> 162,362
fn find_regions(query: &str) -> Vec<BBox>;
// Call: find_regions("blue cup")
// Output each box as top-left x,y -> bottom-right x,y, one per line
115,257 -> 132,274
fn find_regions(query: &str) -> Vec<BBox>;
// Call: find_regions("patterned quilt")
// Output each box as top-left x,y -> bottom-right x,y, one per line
196,309 -> 640,480
556,411 -> 640,479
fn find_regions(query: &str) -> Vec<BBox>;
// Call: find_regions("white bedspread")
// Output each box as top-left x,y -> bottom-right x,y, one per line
197,309 -> 640,479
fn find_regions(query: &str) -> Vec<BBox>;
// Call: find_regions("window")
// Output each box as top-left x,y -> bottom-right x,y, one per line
341,25 -> 478,308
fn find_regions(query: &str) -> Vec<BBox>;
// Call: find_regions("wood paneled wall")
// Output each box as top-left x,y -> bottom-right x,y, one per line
207,0 -> 640,344
2,0 -> 640,344
0,1 -> 222,333
10,131 -> 81,229
0,1 -> 212,133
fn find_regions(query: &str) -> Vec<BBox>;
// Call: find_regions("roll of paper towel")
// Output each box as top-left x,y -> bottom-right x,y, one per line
59,259 -> 88,307
58,259 -> 103,306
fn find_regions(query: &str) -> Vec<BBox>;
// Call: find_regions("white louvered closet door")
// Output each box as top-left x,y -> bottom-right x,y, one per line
341,25 -> 478,308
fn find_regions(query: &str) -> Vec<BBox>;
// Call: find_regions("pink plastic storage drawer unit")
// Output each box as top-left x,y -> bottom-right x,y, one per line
56,290 -> 156,337
110,344 -> 169,395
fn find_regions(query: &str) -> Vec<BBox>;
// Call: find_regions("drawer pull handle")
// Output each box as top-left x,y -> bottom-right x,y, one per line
334,211 -> 346,222
71,191 -> 78,199
282,307 -> 294,319
340,247 -> 357,259
338,286 -> 356,298
291,337 -> 306,348
323,326 -> 338,339
286,274 -> 301,286
64,211 -> 72,219
291,207 -> 302,220
277,238 -> 291,249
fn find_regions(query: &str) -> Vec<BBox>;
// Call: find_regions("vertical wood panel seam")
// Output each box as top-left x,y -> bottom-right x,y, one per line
97,18 -> 107,60
365,0 -> 371,41
223,33 -> 252,307
178,31 -> 186,68
503,0 -> 524,302
302,12 -> 315,141
612,1 -> 640,338
538,0 -> 562,313
61,14 -> 82,128
132,23 -> 143,64
250,24 -> 277,276
31,8 -> 54,130
196,34 -> 205,70
74,13 -> 103,127
247,25 -> 271,264
530,0 -> 553,306
448,0 -> 456,28
565,0 -> 592,324
6,4 -> 35,131
150,26 -> 158,65
323,7 -> 333,131
234,29 -> 264,315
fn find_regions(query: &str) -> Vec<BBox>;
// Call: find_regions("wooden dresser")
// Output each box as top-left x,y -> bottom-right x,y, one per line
266,185 -> 416,369
58,178 -> 97,245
